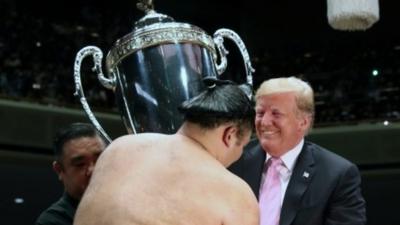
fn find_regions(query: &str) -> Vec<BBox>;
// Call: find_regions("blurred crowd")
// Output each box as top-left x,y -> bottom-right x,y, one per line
251,41 -> 400,126
1,0 -> 399,126
0,0 -> 131,111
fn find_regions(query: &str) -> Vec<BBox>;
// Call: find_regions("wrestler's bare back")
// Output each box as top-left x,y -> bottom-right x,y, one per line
74,133 -> 258,225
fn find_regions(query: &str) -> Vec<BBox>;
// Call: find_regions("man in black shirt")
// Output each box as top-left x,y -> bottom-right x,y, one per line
35,123 -> 106,225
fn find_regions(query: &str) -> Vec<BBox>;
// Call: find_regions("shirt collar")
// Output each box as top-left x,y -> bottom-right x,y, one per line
265,138 -> 304,173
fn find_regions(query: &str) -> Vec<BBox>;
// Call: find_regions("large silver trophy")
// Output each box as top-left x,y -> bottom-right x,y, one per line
74,0 -> 254,143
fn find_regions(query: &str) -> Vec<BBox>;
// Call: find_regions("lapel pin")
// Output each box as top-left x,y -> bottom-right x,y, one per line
303,171 -> 310,178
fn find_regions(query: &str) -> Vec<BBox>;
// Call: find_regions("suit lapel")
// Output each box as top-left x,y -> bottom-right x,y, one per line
280,143 -> 315,225
245,143 -> 266,199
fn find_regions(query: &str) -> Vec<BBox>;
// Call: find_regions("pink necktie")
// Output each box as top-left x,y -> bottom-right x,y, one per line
259,157 -> 282,225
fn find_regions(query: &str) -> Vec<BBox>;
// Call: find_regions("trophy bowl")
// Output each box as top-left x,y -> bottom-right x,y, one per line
73,0 -> 254,142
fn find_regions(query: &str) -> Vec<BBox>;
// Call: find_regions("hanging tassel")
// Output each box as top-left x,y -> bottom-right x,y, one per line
327,0 -> 380,31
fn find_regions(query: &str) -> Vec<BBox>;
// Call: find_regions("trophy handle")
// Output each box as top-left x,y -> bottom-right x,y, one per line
73,46 -> 117,143
213,28 -> 255,86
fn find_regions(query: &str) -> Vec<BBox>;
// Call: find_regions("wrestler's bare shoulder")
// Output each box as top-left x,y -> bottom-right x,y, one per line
98,133 -> 173,157
76,133 -> 259,225
112,133 -> 170,149
221,169 -> 258,201
108,133 -> 197,151
220,172 -> 259,225
94,132 -> 213,175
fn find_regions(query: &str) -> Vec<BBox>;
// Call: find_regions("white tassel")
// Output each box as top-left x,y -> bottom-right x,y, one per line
327,0 -> 380,31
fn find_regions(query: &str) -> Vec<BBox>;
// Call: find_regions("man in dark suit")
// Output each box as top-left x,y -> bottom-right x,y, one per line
229,76 -> 366,225
35,123 -> 107,225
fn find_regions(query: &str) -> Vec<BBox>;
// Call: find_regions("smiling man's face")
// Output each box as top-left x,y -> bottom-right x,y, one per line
255,92 -> 309,157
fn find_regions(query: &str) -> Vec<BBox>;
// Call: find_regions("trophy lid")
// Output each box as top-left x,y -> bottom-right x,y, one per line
106,0 -> 217,72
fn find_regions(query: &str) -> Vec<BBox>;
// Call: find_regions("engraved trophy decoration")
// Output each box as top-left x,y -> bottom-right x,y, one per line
74,0 -> 254,143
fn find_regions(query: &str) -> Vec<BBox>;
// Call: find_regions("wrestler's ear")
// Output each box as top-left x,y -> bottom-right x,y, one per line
222,125 -> 238,148
53,161 -> 63,181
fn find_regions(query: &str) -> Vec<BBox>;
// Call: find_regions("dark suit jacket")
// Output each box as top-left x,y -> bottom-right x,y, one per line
35,192 -> 78,225
229,139 -> 366,225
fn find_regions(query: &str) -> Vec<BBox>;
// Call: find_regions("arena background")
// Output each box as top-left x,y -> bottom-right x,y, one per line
1,0 -> 399,224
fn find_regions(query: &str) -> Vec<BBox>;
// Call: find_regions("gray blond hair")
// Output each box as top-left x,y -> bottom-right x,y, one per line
256,76 -> 315,128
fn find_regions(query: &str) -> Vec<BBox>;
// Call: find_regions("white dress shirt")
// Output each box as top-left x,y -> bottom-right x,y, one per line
260,139 -> 304,205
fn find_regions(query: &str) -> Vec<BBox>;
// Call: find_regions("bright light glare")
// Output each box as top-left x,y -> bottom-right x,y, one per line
14,198 -> 24,204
